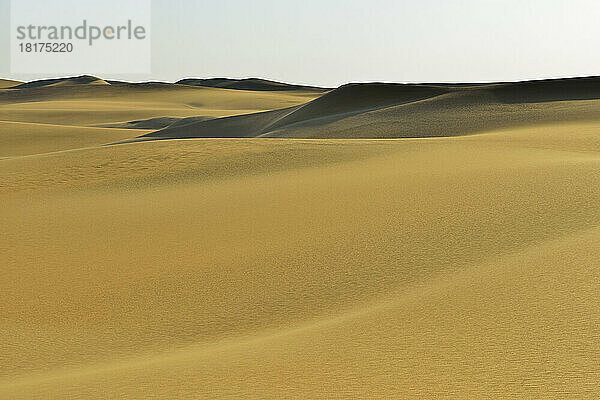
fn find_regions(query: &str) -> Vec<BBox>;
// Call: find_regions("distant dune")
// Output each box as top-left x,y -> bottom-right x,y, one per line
11,75 -> 110,89
2,75 -> 600,399
0,77 -> 320,130
176,77 -> 329,92
146,76 -> 600,140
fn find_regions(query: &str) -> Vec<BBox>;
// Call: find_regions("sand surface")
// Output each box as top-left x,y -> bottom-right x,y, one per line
0,79 -> 22,89
2,76 -> 600,398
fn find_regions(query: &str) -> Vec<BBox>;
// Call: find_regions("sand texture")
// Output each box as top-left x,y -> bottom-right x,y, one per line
2,76 -> 600,399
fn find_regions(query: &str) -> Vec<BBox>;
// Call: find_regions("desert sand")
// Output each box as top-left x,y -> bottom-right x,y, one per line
1,75 -> 600,399
0,79 -> 22,89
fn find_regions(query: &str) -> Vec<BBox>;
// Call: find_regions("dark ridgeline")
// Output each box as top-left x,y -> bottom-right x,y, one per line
145,76 -> 600,140
4,74 -> 600,140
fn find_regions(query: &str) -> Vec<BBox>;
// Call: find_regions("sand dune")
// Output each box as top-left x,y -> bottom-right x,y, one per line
11,75 -> 110,89
176,77 -> 328,92
146,77 -> 600,140
491,75 -> 600,102
0,79 -> 22,89
0,82 -> 320,129
2,75 -> 600,398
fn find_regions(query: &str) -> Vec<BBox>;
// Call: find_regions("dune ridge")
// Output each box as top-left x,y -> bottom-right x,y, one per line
145,76 -> 600,140
11,75 -> 109,89
175,77 -> 329,92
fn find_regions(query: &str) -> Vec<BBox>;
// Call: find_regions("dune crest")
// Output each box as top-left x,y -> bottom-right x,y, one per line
0,78 -> 23,89
145,77 -> 600,140
11,75 -> 109,89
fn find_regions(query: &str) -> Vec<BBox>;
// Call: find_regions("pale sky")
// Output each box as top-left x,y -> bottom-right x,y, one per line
1,0 -> 599,87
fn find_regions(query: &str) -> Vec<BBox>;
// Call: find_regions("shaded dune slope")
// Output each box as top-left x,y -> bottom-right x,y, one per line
101,116 -> 214,130
145,77 -> 600,140
144,108 -> 297,139
492,75 -> 600,103
146,83 -> 447,139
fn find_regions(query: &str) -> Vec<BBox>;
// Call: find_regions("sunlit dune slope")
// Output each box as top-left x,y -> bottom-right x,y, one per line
146,76 -> 600,140
2,120 -> 600,398
0,120 -> 146,157
0,78 -> 22,89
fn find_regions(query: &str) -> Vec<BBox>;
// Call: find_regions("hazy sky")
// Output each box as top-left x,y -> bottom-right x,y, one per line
1,0 -> 599,86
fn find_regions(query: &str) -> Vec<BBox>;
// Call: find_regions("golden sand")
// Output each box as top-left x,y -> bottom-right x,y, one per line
1,77 -> 600,398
